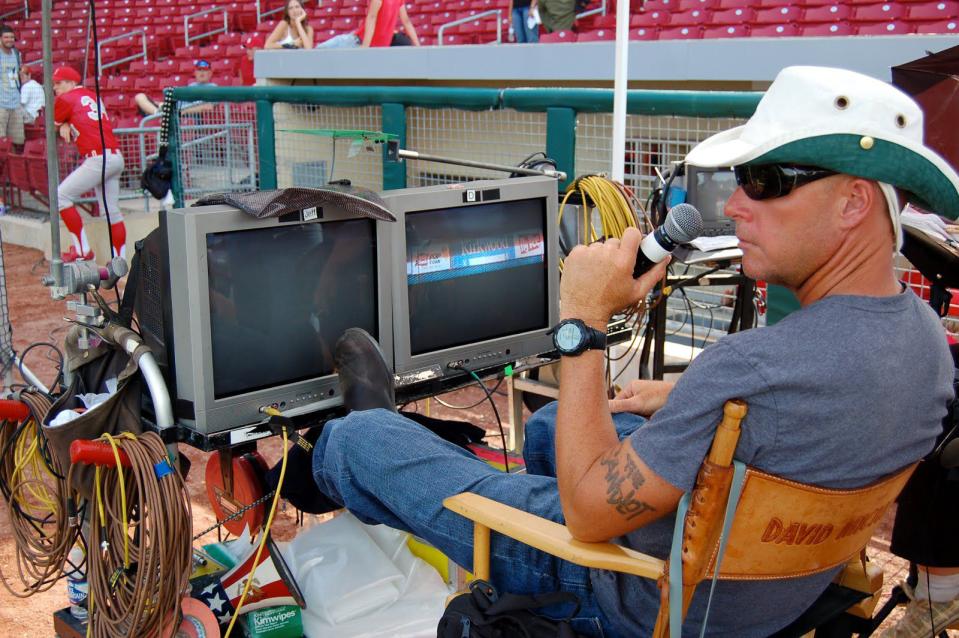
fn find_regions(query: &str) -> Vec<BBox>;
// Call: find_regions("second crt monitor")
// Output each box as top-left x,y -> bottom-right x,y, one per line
381,176 -> 561,385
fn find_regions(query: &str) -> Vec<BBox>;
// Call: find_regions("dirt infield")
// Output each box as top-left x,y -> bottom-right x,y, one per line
0,243 -> 939,637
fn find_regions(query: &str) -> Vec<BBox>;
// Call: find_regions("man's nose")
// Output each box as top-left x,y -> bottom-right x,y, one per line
723,187 -> 751,223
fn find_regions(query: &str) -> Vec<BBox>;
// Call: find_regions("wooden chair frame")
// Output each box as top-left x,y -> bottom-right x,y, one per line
444,400 -> 916,637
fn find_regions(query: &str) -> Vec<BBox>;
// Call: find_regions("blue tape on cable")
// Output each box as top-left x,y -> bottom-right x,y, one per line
154,459 -> 173,479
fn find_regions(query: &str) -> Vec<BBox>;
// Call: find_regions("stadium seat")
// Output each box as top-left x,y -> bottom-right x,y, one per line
703,22 -> 749,36
630,9 -> 671,25
907,0 -> 959,19
800,21 -> 856,33
711,6 -> 756,22
578,28 -> 617,40
676,0 -> 719,10
855,19 -> 915,33
802,4 -> 853,21
438,33 -> 476,43
749,22 -> 801,35
631,25 -> 660,38
539,31 -> 576,44
642,0 -> 676,11
658,23 -> 704,37
754,5 -> 802,22
670,8 -> 711,25
853,2 -> 907,20
911,17 -> 959,30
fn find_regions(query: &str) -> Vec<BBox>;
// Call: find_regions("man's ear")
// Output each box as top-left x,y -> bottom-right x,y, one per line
836,177 -> 878,231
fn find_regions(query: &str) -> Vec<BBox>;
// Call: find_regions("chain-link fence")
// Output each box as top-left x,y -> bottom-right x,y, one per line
171,101 -> 258,200
406,108 -> 547,185
273,103 -> 382,191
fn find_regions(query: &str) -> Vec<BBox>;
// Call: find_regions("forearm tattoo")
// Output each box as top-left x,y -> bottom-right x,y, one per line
600,449 -> 656,520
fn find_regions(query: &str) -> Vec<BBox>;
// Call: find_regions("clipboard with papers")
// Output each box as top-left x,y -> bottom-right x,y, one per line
673,235 -> 742,265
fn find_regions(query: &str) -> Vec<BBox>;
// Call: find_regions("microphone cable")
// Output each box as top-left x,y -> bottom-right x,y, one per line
84,431 -> 192,638
0,390 -> 77,598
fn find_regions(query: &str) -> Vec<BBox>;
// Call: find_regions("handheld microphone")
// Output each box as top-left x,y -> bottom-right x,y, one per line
633,203 -> 704,278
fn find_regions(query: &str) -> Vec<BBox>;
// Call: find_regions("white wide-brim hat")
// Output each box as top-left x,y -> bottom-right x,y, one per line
685,66 -> 959,220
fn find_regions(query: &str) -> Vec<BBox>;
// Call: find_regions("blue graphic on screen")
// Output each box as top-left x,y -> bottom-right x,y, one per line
405,198 -> 548,355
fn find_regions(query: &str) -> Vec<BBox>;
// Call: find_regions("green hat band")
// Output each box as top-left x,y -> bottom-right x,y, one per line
750,134 -> 959,220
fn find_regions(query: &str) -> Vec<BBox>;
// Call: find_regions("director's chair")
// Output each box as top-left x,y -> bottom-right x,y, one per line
444,400 -> 916,637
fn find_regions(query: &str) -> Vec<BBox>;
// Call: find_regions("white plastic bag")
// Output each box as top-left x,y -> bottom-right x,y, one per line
283,512 -> 450,637
289,513 -> 405,625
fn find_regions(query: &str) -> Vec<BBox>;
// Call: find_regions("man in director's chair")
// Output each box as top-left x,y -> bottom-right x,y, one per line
274,66 -> 959,636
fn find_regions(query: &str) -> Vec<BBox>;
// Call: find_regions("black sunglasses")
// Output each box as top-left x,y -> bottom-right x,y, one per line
734,164 -> 838,201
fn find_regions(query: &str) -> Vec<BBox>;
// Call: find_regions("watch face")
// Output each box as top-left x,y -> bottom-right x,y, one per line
555,322 -> 584,352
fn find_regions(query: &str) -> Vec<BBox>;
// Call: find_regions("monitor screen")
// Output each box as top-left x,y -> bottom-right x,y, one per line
685,166 -> 738,234
405,198 -> 548,356
207,218 -> 378,399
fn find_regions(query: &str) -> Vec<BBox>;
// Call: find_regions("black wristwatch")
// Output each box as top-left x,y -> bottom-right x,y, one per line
549,319 -> 607,356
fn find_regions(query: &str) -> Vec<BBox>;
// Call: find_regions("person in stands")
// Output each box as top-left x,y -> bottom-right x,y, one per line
18,64 -> 42,125
265,0 -> 315,49
316,0 -> 420,47
239,34 -> 263,86
133,59 -> 217,118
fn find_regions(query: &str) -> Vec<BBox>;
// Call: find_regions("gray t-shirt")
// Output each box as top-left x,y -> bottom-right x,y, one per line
592,289 -> 953,637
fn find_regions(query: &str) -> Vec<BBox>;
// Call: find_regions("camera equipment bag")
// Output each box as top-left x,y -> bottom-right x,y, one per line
437,579 -> 587,638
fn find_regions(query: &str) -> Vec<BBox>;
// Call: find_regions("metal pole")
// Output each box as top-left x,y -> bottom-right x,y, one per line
396,149 -> 567,181
610,0 -> 630,182
42,0 -> 63,289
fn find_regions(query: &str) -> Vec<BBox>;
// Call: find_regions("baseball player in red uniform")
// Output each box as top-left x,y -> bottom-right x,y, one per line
52,66 -> 126,262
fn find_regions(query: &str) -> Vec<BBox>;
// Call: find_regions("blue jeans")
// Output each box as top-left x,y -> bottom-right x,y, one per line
318,33 -> 361,48
312,401 -> 648,637
512,6 -> 540,42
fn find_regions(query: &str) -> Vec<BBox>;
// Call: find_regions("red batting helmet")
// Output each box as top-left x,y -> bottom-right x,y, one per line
52,66 -> 81,84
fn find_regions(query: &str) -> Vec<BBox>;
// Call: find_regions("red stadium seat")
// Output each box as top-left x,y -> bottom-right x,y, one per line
578,28 -> 617,40
331,16 -> 357,29
631,25 -> 660,38
658,24 -> 704,37
540,29 -> 579,42
748,22 -> 801,34
911,17 -> 959,30
907,0 -> 959,19
711,6 -> 755,22
800,21 -> 856,33
642,0 -> 676,11
670,8 -> 711,24
703,22 -> 749,35
630,9 -> 672,25
438,33 -> 476,44
855,19 -> 915,32
716,0 -> 751,8
802,4 -> 852,21
677,0 -> 719,10
853,2 -> 907,20
754,5 -> 802,22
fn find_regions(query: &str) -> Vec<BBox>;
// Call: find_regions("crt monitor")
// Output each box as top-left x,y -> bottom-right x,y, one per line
669,164 -> 738,237
135,203 -> 393,434
381,176 -> 560,384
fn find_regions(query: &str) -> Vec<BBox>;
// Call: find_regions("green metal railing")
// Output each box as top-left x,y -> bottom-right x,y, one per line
168,84 -> 762,206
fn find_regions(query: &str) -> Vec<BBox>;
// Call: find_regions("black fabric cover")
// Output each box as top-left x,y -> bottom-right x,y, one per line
438,580 -> 586,638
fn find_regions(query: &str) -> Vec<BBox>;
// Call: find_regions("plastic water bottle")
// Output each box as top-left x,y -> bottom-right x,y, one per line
66,545 -> 88,621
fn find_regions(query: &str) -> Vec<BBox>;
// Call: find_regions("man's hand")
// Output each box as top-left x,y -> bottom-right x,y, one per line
560,227 -> 668,324
58,123 -> 72,143
609,379 -> 674,416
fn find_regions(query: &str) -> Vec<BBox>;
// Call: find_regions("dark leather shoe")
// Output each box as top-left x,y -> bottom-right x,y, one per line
334,327 -> 396,413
